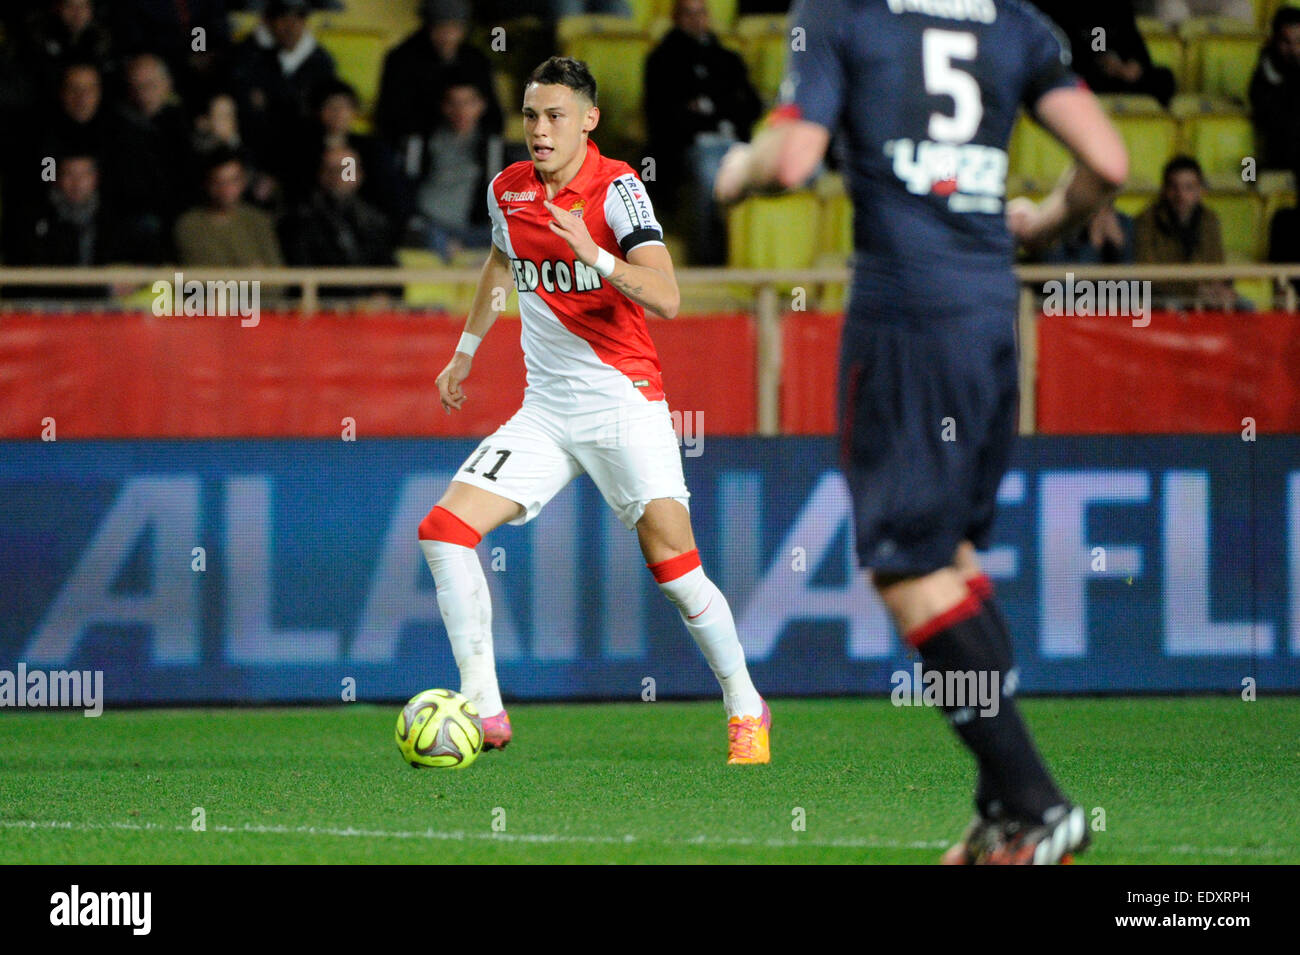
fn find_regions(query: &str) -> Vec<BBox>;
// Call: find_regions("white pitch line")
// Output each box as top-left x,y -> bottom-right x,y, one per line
0,819 -> 1293,858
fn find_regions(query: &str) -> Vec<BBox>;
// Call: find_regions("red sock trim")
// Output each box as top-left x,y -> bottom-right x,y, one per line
905,592 -> 982,648
967,573 -> 994,602
647,548 -> 702,584
418,505 -> 482,547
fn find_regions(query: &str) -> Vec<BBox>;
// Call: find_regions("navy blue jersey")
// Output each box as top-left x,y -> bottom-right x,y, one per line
779,0 -> 1078,324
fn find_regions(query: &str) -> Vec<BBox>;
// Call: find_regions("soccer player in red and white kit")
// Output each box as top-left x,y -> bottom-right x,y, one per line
418,57 -> 770,764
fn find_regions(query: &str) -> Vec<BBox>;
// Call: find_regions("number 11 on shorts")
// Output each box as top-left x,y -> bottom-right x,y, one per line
464,447 -> 511,482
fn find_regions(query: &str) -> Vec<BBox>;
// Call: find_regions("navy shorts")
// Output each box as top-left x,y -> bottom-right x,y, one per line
838,317 -> 1019,574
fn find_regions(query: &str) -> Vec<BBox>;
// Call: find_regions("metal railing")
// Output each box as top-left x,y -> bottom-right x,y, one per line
4,263 -> 1300,436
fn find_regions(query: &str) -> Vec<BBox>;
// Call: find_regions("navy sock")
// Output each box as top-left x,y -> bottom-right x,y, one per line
908,594 -> 1065,824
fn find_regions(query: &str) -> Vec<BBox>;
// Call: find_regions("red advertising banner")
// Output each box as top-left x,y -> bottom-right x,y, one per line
0,311 -> 757,438
1037,311 -> 1300,434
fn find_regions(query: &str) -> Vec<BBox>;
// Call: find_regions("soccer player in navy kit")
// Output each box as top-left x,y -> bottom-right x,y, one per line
716,0 -> 1128,863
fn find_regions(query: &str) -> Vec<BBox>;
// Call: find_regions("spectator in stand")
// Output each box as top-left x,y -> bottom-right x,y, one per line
1250,7 -> 1300,178
1148,0 -> 1254,28
229,0 -> 336,187
1036,199 -> 1135,265
35,61 -> 113,161
120,54 -> 193,239
294,78 -> 405,226
375,0 -> 501,151
106,0 -> 231,101
1033,0 -> 1176,107
1135,156 -> 1235,309
18,154 -> 121,264
17,0 -> 115,104
738,0 -> 789,11
190,89 -> 279,207
645,0 -> 761,263
408,82 -> 503,259
1267,200 -> 1300,299
4,153 -> 162,297
282,146 -> 397,300
174,147 -> 284,266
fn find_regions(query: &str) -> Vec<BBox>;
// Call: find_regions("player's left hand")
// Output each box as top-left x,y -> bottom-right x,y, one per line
1005,196 -> 1042,248
544,200 -> 599,265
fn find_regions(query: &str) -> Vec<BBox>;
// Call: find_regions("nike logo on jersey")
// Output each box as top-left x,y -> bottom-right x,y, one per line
506,205 -> 528,215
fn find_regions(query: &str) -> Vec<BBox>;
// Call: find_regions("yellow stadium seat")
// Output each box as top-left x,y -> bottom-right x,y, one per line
1115,192 -> 1158,220
1258,168 -> 1296,194
706,0 -> 738,30
727,191 -> 820,269
556,14 -> 644,46
1007,114 -> 1072,193
1137,15 -> 1173,36
1183,113 -> 1257,187
1235,277 -> 1275,306
1204,191 -> 1265,260
1113,114 -> 1180,190
1097,93 -> 1165,115
628,0 -> 662,26
1144,34 -> 1186,89
316,0 -> 419,39
398,248 -> 482,312
736,15 -> 790,105
561,33 -> 652,144
1263,188 -> 1296,233
1169,92 -> 1243,117
819,191 -> 853,259
1188,34 -> 1263,101
317,29 -> 389,111
1177,16 -> 1262,39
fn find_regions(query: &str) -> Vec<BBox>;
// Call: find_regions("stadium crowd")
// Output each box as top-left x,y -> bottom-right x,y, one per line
0,0 -> 1297,309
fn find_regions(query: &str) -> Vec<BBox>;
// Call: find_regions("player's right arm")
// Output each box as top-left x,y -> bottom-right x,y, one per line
1007,86 -> 1128,252
436,244 -> 514,414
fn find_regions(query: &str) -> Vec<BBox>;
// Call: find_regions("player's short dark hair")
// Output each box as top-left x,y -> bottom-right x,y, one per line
1273,6 -> 1300,35
1161,154 -> 1204,186
527,56 -> 597,106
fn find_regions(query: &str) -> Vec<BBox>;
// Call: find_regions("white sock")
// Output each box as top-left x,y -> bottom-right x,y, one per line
656,564 -> 763,718
420,539 -> 504,717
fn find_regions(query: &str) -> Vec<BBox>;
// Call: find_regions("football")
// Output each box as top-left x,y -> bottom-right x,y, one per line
395,689 -> 485,769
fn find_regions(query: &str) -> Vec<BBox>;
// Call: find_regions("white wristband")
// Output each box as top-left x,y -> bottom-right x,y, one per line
593,248 -> 617,278
456,331 -> 482,357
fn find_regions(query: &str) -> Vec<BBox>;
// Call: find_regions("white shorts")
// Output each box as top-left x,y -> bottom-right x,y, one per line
451,399 -> 690,530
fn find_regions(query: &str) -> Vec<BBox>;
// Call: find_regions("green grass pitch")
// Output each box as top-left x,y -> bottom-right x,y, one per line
1,697 -> 1296,864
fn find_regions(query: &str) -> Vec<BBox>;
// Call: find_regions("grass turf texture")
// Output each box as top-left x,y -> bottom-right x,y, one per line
1,697 -> 1295,864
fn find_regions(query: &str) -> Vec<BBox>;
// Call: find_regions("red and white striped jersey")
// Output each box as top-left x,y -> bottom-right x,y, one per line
488,139 -> 668,409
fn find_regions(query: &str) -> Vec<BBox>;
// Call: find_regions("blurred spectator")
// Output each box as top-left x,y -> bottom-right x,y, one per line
35,61 -> 112,159
283,146 -> 397,300
1267,201 -> 1300,299
190,90 -> 280,209
645,0 -> 761,263
1036,200 -> 1135,265
738,0 -> 789,11
120,54 -> 193,236
174,148 -> 284,266
230,0 -> 337,185
1033,1 -> 1176,107
4,154 -> 161,297
17,154 -> 124,265
296,78 -> 405,225
17,0 -> 115,103
1250,8 -> 1300,177
375,0 -> 501,150
407,82 -> 503,259
1150,0 -> 1253,28
1135,156 -> 1235,308
107,0 -> 231,100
